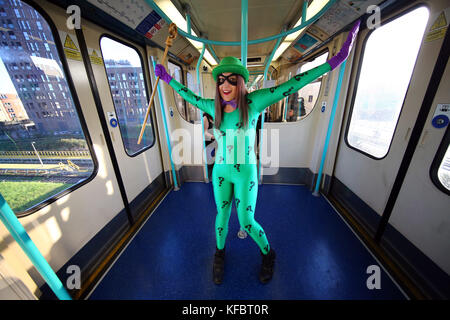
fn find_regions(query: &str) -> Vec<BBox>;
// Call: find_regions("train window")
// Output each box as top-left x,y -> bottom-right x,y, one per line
295,51 -> 328,120
0,0 -> 95,216
100,36 -> 154,156
430,131 -> 450,195
167,60 -> 187,120
186,72 -> 201,122
267,51 -> 328,122
346,7 -> 429,158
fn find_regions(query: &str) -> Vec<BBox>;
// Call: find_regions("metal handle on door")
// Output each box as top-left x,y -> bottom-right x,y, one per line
420,130 -> 428,146
404,127 -> 411,141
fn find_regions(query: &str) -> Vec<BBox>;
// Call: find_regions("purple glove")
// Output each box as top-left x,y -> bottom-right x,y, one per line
328,20 -> 360,70
155,64 -> 172,84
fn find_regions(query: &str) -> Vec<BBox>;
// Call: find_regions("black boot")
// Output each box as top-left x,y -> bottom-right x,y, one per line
259,248 -> 275,284
213,247 -> 225,285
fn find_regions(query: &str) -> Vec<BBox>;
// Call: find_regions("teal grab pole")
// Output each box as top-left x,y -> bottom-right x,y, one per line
238,0 -> 248,238
151,57 -> 179,190
207,44 -> 220,64
241,0 -> 248,68
196,44 -> 209,182
0,193 -> 71,300
186,13 -> 191,35
283,72 -> 292,121
302,0 -> 308,24
146,0 -> 337,46
258,35 -> 283,182
313,60 -> 347,196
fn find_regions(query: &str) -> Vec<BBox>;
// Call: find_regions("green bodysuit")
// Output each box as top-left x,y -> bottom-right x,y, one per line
168,62 -> 331,254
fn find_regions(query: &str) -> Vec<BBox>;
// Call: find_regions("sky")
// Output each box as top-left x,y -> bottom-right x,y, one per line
0,57 -> 17,94
100,37 -> 143,67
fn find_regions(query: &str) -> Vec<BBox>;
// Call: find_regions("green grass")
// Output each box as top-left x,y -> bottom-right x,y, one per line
0,135 -> 88,152
0,181 -> 72,213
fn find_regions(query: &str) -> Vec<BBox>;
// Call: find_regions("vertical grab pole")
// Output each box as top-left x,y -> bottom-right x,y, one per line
151,57 -> 179,191
237,0 -> 249,240
259,36 -> 282,183
283,72 -> 292,121
241,0 -> 248,68
196,44 -> 209,182
313,60 -> 347,196
0,193 -> 71,300
186,13 -> 191,35
302,0 -> 308,24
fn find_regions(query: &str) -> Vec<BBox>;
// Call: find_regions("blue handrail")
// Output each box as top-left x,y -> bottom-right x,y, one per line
196,44 -> 209,182
0,193 -> 71,300
313,60 -> 347,196
241,0 -> 248,67
151,57 -> 179,190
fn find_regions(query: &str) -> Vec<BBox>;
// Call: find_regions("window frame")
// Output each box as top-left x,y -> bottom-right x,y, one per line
99,33 -> 156,157
344,5 -> 430,160
10,0 -> 99,218
430,125 -> 450,196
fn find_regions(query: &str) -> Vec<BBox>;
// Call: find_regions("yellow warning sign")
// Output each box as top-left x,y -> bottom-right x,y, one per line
426,27 -> 447,42
425,11 -> 448,43
89,49 -> 103,65
64,34 -> 78,51
430,12 -> 447,31
63,33 -> 82,61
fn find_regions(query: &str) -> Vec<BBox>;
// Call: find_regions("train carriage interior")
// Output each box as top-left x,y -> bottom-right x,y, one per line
0,0 -> 449,302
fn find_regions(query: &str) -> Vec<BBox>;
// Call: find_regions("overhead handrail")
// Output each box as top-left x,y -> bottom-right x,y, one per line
145,0 -> 337,47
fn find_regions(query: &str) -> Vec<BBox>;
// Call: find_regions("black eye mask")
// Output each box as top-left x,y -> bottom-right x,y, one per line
217,73 -> 238,86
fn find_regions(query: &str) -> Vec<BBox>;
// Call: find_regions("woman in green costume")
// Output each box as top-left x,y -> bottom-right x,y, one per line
155,21 -> 360,285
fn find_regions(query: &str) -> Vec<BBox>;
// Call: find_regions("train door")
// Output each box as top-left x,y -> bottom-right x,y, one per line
77,19 -> 166,221
331,5 -> 439,221
330,0 -> 450,286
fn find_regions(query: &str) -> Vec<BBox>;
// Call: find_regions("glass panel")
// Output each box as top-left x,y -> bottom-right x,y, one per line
347,7 -> 429,158
100,36 -> 154,155
437,144 -> 450,191
186,72 -> 200,123
0,0 -> 95,215
167,61 -> 187,119
266,51 -> 328,122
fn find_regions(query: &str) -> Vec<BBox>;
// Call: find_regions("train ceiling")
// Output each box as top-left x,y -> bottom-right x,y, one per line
85,0 -> 385,69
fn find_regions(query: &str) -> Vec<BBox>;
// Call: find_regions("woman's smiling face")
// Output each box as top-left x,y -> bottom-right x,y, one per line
218,73 -> 237,102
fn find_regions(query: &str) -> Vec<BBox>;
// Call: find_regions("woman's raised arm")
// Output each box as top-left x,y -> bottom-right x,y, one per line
248,20 -> 360,114
155,64 -> 215,117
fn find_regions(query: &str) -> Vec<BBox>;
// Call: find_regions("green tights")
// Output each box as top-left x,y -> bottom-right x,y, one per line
212,163 -> 269,254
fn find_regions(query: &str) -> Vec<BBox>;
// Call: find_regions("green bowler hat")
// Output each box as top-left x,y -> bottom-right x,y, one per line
212,56 -> 249,83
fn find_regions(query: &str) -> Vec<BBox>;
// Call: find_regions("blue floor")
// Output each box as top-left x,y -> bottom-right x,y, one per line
89,182 -> 406,300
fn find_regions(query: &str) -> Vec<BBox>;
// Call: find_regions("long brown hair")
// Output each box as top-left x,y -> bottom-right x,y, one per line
214,75 -> 249,129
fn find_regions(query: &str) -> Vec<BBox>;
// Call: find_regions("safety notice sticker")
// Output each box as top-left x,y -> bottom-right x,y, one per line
59,31 -> 82,61
425,8 -> 449,42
